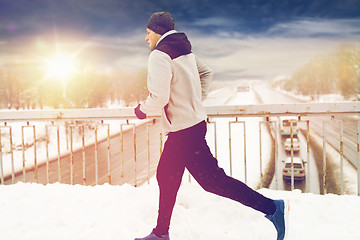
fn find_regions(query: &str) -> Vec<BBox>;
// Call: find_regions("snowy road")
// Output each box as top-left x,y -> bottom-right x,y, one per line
3,120 -> 162,186
270,124 -> 320,194
253,82 -> 358,194
254,83 -> 358,168
248,84 -> 319,193
203,83 -> 273,189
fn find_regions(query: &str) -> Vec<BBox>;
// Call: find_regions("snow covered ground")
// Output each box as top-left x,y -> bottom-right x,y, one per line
1,84 -> 359,239
0,181 -> 359,240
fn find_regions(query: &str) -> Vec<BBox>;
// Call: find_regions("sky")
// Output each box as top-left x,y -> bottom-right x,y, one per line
0,0 -> 360,80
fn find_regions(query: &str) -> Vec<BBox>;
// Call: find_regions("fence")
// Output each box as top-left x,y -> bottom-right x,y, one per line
0,102 -> 359,195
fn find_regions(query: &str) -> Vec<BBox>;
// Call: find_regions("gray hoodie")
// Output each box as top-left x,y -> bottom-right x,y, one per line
140,30 -> 213,134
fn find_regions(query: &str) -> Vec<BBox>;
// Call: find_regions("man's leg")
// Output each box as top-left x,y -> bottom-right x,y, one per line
186,140 -> 275,215
153,136 -> 186,236
182,122 -> 275,215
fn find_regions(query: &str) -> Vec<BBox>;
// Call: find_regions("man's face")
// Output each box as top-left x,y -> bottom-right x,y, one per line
145,28 -> 161,51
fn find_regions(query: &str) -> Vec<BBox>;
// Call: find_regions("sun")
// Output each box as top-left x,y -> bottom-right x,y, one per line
44,52 -> 76,81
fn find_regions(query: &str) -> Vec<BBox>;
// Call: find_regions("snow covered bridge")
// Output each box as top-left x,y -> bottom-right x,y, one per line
0,102 -> 359,196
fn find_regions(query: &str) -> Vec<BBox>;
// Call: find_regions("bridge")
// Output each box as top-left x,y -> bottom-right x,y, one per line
1,95 -> 358,197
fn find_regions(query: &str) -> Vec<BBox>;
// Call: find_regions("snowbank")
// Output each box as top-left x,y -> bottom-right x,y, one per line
0,181 -> 359,240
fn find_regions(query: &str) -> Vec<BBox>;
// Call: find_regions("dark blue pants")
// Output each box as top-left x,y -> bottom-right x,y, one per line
154,121 -> 275,235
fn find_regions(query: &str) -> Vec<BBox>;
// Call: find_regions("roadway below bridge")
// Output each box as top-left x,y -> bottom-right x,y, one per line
269,122 -> 320,194
203,82 -> 321,194
3,120 -> 162,187
247,84 -> 320,194
253,82 -> 358,195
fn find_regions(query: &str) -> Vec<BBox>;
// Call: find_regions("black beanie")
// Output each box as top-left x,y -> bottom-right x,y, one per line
147,12 -> 174,35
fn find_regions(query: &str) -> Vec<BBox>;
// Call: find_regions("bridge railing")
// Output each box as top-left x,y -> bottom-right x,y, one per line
0,102 -> 359,195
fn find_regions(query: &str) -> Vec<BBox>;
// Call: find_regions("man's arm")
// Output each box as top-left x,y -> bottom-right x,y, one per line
135,51 -> 172,119
195,54 -> 213,100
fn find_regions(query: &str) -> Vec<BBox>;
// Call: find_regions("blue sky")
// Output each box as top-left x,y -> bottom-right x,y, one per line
0,0 -> 359,80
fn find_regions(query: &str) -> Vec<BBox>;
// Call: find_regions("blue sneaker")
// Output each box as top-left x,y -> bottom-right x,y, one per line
134,230 -> 170,240
265,200 -> 289,240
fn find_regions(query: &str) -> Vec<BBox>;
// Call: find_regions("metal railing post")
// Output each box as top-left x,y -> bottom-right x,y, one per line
70,126 -> 74,185
33,125 -> 37,183
94,126 -> 99,185
357,120 -> 360,196
290,121 -> 294,191
229,118 -> 246,182
323,121 -> 327,194
133,123 -> 137,187
339,119 -> 344,195
207,118 -> 218,159
21,123 -> 38,183
81,125 -> 86,185
124,120 -> 137,186
147,122 -> 150,184
306,120 -> 310,193
21,125 -> 26,182
0,127 -> 3,185
45,124 -> 62,184
107,123 -> 111,184
9,125 -> 14,184
57,124 -> 61,183
259,121 -> 263,188
228,120 -> 233,177
120,124 -> 124,178
274,119 -> 278,190
259,118 -> 276,189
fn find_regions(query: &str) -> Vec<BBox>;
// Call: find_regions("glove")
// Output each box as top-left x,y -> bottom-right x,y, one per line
134,104 -> 146,119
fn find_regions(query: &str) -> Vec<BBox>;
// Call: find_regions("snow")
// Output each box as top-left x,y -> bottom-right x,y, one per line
1,84 -> 359,239
1,180 -> 359,240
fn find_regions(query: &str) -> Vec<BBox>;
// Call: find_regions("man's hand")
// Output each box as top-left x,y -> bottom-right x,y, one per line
134,104 -> 147,119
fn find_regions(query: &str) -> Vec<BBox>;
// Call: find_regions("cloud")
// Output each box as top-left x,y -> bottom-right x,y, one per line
267,18 -> 360,38
187,28 -> 359,81
190,17 -> 241,28
1,1 -> 359,81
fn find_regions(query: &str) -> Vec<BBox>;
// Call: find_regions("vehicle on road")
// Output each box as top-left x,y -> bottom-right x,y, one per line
280,117 -> 298,138
282,157 -> 305,181
237,83 -> 250,92
284,137 -> 300,153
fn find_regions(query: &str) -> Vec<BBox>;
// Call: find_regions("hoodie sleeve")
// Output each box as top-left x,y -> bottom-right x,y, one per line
195,54 -> 213,100
140,50 -> 172,115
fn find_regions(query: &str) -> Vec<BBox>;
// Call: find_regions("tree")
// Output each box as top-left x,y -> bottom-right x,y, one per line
334,43 -> 358,99
109,68 -> 148,107
276,42 -> 359,100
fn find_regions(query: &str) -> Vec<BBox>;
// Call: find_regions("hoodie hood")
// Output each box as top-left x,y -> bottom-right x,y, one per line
155,32 -> 192,60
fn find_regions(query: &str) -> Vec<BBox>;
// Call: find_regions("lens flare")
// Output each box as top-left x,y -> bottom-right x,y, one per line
44,52 -> 76,81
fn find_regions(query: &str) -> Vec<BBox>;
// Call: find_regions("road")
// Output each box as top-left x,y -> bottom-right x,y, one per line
306,116 -> 358,167
254,82 -> 357,194
247,84 -> 319,193
270,123 -> 320,194
4,120 -> 162,186
254,83 -> 358,167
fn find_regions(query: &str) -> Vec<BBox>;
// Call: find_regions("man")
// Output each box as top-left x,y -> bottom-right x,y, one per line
134,12 -> 289,240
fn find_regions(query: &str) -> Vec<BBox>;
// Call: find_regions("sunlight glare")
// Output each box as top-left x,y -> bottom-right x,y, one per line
44,53 -> 76,80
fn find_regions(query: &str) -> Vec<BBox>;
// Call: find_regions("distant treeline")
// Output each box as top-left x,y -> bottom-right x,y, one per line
0,66 -> 148,109
272,43 -> 359,100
